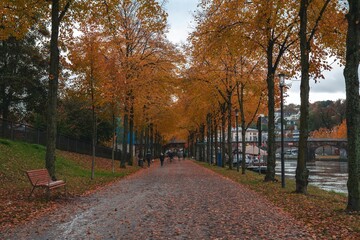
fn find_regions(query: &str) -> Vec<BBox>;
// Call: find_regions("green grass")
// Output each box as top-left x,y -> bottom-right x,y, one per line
0,139 -> 11,146
0,138 -> 140,231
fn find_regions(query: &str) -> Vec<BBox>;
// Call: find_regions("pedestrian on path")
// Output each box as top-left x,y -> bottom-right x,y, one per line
159,153 -> 165,166
168,151 -> 174,163
146,151 -> 152,167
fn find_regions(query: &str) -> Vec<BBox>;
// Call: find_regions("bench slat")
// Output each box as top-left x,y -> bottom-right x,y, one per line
25,169 -> 66,199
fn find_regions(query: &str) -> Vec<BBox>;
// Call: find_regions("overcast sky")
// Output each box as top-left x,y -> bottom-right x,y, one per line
164,0 -> 348,105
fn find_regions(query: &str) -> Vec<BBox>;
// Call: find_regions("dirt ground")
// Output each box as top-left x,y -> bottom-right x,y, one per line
1,159 -> 314,239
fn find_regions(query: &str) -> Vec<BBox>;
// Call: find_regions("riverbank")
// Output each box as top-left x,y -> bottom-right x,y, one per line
316,155 -> 347,162
195,161 -> 360,239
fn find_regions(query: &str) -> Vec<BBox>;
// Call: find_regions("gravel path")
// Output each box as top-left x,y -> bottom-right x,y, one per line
1,160 -> 313,239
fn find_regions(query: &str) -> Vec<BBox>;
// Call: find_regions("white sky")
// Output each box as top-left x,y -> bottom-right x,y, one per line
164,0 -> 349,105
165,0 -> 198,45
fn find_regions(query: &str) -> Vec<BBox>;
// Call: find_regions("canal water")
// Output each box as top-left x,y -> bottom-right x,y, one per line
275,159 -> 348,194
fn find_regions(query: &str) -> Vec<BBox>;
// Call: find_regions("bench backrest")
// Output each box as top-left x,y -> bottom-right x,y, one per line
26,169 -> 51,186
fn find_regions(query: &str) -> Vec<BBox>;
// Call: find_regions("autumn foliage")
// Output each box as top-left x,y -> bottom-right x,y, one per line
310,120 -> 347,139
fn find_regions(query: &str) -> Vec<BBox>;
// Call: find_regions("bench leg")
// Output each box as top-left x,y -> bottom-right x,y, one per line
28,186 -> 36,199
46,188 -> 50,201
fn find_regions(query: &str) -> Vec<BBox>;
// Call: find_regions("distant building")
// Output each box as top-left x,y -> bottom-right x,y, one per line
231,127 -> 259,142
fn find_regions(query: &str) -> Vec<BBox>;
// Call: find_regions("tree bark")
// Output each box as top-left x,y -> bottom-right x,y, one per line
121,112 -> 128,168
239,83 -> 246,174
345,0 -> 360,211
227,91 -> 233,170
150,122 -> 154,158
264,42 -> 276,181
206,113 -> 211,164
112,113 -> 116,173
221,104 -> 226,168
200,123 -> 205,161
214,119 -> 218,166
91,94 -> 96,180
129,94 -> 134,166
45,0 -> 61,180
296,0 -> 310,194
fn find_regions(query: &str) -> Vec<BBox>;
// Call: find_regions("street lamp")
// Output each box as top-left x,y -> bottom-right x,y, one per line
279,73 -> 286,188
235,109 -> 240,172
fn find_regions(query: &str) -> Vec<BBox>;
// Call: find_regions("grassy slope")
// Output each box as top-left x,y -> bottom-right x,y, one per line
195,161 -> 360,239
0,138 -> 139,231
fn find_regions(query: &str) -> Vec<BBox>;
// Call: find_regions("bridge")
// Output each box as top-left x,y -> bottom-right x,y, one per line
274,138 -> 347,161
196,138 -> 348,162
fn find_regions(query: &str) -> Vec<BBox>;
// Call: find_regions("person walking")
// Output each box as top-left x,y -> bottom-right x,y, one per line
159,153 -> 165,167
168,151 -> 174,163
146,151 -> 152,167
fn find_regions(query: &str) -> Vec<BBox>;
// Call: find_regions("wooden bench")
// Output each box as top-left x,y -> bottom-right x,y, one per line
26,169 -> 66,199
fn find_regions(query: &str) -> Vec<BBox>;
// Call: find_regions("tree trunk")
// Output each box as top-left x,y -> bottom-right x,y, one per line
128,95 -> 134,166
91,101 -> 96,180
194,135 -> 198,160
150,123 -> 154,158
345,0 -> 360,211
227,91 -> 233,170
90,41 -> 97,180
121,113 -> 128,168
241,127 -> 246,174
221,106 -> 226,168
296,0 -> 311,194
214,120 -> 218,166
264,50 -> 276,181
211,117 -> 215,165
206,113 -> 211,164
1,95 -> 10,136
146,122 -> 150,155
200,123 -> 205,161
139,127 -> 144,158
112,113 -> 116,173
45,0 -> 61,180
238,83 -> 246,174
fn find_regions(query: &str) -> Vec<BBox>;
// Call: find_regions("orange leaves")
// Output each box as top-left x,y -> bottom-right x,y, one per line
201,162 -> 360,239
310,120 -> 347,139
0,0 -> 47,40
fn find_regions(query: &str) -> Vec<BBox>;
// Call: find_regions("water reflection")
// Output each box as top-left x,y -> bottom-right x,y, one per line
275,160 -> 348,194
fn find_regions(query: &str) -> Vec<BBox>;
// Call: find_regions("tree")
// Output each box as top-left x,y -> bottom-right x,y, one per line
309,100 -> 346,131
0,0 -> 47,40
1,0 -> 90,179
236,69 -> 267,174
0,31 -> 48,125
46,0 -> 72,179
310,120 -> 347,139
297,0 -> 345,193
100,0 -> 169,167
344,0 -> 360,211
67,22 -> 108,179
242,0 -> 299,182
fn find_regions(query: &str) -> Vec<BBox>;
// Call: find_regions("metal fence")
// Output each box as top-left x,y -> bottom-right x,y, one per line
0,118 -> 122,161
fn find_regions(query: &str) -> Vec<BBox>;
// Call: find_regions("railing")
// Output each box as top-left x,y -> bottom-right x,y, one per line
0,118 -> 122,161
